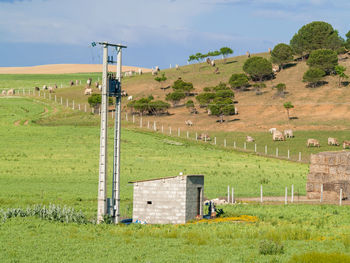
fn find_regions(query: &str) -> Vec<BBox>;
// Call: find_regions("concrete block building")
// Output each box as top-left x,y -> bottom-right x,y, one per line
307,151 -> 350,200
129,175 -> 204,224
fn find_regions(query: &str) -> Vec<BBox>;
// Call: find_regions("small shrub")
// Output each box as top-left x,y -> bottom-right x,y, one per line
259,240 -> 284,255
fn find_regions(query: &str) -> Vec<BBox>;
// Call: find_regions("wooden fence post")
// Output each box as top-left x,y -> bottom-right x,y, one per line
320,184 -> 323,203
187,131 -> 189,139
234,141 -> 236,149
72,100 -> 75,110
196,132 -> 198,141
224,139 -> 226,147
162,125 -> 164,133
169,127 -> 172,135
299,152 -> 301,162
61,97 -> 63,105
125,113 -> 128,121
285,187 -> 288,204
227,185 -> 230,203
178,128 -> 180,137
154,121 -> 157,131
265,145 -> 267,155
214,137 -> 216,145
132,115 -> 135,123
84,104 -> 87,112
340,189 -> 343,206
260,185 -> 263,203
231,187 -> 234,204
66,99 -> 68,107
140,117 -> 143,128
291,184 -> 294,203
244,142 -> 246,150
254,144 -> 257,152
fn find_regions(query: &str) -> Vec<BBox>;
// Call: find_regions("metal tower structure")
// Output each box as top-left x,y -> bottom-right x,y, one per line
96,42 -> 127,224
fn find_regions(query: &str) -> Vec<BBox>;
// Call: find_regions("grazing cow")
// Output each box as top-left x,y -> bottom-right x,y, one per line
2,90 -> 6,95
211,60 -> 215,67
84,88 -> 92,95
87,78 -> 92,86
70,81 -> 74,86
138,68 -> 143,75
175,64 -> 179,70
34,87 -> 40,91
7,89 -> 14,95
98,85 -> 102,91
246,51 -> 250,58
206,58 -> 211,64
127,95 -> 133,101
155,66 -> 160,72
269,128 -> 277,134
246,136 -> 254,142
343,140 -> 350,149
42,85 -> 47,90
328,137 -> 339,146
273,131 -> 285,141
197,133 -> 211,141
284,129 -> 294,138
121,90 -> 128,97
152,69 -> 158,76
95,82 -> 99,88
185,120 -> 193,126
307,139 -> 320,147
272,64 -> 280,73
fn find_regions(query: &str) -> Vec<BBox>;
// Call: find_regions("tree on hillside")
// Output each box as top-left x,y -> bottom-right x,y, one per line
172,78 -> 194,95
283,101 -> 294,120
228,73 -> 249,91
306,49 -> 338,74
207,50 -> 221,59
335,65 -> 349,87
243,57 -> 273,82
195,92 -> 216,108
290,21 -> 343,56
128,97 -> 169,116
271,43 -> 293,69
154,73 -> 167,89
273,83 -> 286,97
220,47 -> 233,62
166,92 -> 186,106
344,30 -> 350,49
88,94 -> 113,109
209,97 -> 235,123
303,68 -> 325,88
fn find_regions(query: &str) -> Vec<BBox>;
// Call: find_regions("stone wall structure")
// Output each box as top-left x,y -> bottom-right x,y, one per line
130,175 -> 204,224
307,151 -> 350,200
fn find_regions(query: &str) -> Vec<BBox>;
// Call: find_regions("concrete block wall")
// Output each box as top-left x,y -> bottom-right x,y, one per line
132,175 -> 204,224
307,151 -> 350,200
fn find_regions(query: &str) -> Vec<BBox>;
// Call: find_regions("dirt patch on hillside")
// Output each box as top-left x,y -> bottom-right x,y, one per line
41,107 -> 48,115
0,64 -> 151,74
24,120 -> 28,125
14,120 -> 20,126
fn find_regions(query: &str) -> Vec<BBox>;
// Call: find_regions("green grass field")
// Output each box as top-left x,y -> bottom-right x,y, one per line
1,97 -> 350,262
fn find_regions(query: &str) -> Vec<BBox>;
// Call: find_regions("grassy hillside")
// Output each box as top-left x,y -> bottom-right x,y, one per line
1,97 -> 350,262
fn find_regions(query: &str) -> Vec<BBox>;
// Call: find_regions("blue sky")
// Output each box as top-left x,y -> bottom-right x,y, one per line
0,0 -> 349,68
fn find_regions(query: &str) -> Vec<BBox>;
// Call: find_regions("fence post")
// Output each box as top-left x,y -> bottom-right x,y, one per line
91,108 -> 94,114
276,148 -> 278,157
147,121 -> 150,129
84,104 -> 87,112
291,184 -> 294,203
154,121 -> 157,131
204,135 -> 207,142
66,99 -> 68,107
287,150 -> 290,159
227,185 -> 230,203
299,152 -> 301,162
285,187 -> 288,204
72,100 -> 75,110
320,184 -> 323,203
132,115 -> 135,123
224,139 -> 226,147
254,144 -> 257,152
169,127 -> 172,135
244,142 -> 246,150
39,91 -> 41,97
23,88 -> 25,94
231,187 -> 234,204
265,145 -> 267,155
140,117 -> 143,128
196,132 -> 198,141
125,113 -> 128,121
162,125 -> 164,133
260,185 -> 263,203
214,137 -> 216,145
60,97 -> 63,105
187,131 -> 189,139
340,189 -> 343,206
178,128 -> 180,137
234,141 -> 236,149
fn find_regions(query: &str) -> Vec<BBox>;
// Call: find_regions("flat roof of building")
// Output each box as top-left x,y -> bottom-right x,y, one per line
128,174 -> 204,184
